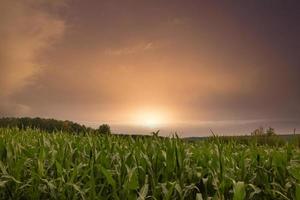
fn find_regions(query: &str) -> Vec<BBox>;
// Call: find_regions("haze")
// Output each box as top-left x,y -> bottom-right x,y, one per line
1,0 -> 300,136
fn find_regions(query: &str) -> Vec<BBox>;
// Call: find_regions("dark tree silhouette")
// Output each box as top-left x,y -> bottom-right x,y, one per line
266,127 -> 276,136
98,124 -> 111,134
0,117 -> 100,134
251,126 -> 276,136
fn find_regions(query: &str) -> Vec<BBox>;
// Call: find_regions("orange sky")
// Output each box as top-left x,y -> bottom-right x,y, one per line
1,0 -> 300,135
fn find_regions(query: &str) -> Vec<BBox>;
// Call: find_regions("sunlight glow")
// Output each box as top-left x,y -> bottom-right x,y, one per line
133,110 -> 168,128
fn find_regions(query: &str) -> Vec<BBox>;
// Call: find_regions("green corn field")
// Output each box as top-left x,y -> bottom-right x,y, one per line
0,128 -> 300,199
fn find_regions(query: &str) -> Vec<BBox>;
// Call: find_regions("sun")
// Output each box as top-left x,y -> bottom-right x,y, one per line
133,110 -> 167,128
142,114 -> 161,127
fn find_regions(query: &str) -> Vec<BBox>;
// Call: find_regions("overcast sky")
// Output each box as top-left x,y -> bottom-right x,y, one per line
1,0 -> 300,136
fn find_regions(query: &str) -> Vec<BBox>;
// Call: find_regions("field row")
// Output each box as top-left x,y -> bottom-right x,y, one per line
0,128 -> 300,199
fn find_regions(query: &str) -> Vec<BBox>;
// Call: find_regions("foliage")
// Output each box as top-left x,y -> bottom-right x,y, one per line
0,117 -> 91,134
0,117 -> 115,135
0,128 -> 299,199
251,127 -> 265,136
251,127 -> 277,136
266,127 -> 275,136
98,124 -> 111,134
215,135 -> 286,147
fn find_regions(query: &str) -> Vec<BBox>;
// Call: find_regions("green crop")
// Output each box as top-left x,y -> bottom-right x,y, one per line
0,128 -> 299,199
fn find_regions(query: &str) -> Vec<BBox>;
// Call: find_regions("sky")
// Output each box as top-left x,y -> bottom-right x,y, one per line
1,0 -> 300,136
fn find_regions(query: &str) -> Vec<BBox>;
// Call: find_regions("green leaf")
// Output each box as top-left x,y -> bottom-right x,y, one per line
100,166 -> 116,189
137,176 -> 149,200
296,184 -> 300,200
67,183 -> 86,200
248,184 -> 261,199
196,193 -> 203,200
164,182 -> 176,200
127,168 -> 139,190
233,181 -> 246,200
288,166 -> 300,181
0,180 -> 8,188
55,161 -> 63,176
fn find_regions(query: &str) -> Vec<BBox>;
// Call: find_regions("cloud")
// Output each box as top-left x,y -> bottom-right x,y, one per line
169,17 -> 189,25
0,100 -> 30,116
0,0 -> 65,97
105,42 -> 154,56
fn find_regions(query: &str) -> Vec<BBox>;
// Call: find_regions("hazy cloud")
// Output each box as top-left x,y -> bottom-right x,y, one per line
0,101 -> 30,116
169,17 -> 189,25
0,0 -> 299,135
0,0 -> 65,97
105,42 -> 154,56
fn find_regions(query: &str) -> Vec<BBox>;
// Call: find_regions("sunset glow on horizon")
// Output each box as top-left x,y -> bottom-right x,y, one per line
1,0 -> 300,136
131,109 -> 171,128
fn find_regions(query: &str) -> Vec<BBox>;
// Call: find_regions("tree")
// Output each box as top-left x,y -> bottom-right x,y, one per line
266,127 -> 275,136
98,124 -> 111,134
251,126 -> 276,136
251,127 -> 264,136
0,117 -> 90,134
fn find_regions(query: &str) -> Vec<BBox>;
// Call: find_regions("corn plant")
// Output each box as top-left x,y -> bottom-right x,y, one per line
0,128 -> 299,199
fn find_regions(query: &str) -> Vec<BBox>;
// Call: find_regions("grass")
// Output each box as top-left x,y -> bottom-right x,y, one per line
0,128 -> 300,199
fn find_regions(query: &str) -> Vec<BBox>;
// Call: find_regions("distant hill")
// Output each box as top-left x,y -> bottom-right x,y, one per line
0,117 -> 94,133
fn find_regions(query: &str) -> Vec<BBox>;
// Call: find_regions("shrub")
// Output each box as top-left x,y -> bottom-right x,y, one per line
98,124 -> 111,134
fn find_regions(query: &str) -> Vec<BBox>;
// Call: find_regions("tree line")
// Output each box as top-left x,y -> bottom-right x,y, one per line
0,117 -> 111,134
251,126 -> 276,136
